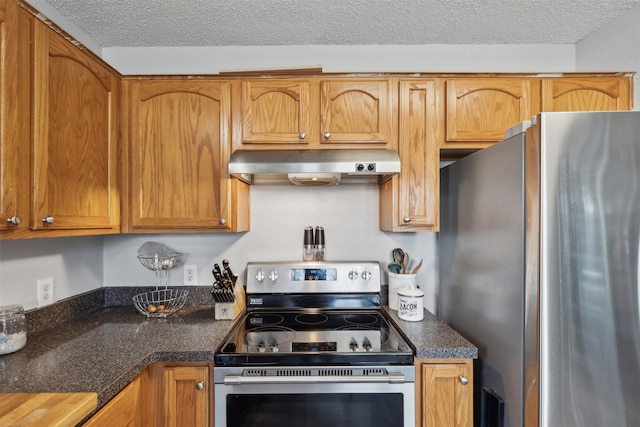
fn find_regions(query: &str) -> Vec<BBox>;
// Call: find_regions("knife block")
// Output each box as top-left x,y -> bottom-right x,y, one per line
214,280 -> 246,320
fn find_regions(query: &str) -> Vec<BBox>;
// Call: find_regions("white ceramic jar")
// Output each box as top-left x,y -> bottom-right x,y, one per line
387,272 -> 417,310
397,287 -> 424,321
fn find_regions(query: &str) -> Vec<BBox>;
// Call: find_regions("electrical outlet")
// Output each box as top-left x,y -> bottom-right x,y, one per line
37,278 -> 55,307
184,265 -> 197,286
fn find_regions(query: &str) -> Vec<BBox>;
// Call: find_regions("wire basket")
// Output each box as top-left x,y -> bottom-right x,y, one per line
133,289 -> 188,318
137,254 -> 183,271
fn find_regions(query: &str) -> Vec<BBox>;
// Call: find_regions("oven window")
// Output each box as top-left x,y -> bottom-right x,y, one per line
226,393 -> 403,427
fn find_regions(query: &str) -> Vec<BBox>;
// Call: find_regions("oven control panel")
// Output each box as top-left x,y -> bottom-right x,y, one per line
246,261 -> 381,294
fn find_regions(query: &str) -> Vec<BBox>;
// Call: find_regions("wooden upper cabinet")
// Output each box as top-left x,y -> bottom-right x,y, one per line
235,78 -> 394,150
127,79 -> 248,233
444,78 -> 540,148
241,80 -> 312,144
320,79 -> 392,145
380,80 -> 440,232
0,0 -> 29,234
31,21 -> 120,232
541,77 -> 631,112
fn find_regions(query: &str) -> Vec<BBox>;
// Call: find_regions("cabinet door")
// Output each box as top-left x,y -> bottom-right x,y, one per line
0,0 -> 29,234
419,360 -> 473,427
31,22 -> 120,231
320,79 -> 391,144
380,80 -> 440,232
541,77 -> 632,112
84,377 -> 141,427
163,365 -> 209,427
241,80 -> 312,144
445,78 -> 539,148
128,80 -> 239,232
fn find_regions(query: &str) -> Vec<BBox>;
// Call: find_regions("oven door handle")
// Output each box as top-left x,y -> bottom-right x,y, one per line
224,372 -> 407,385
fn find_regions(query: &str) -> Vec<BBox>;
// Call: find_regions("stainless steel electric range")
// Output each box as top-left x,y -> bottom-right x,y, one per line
214,261 -> 415,427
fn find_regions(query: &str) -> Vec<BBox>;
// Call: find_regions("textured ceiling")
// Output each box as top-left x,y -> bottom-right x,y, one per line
40,0 -> 640,48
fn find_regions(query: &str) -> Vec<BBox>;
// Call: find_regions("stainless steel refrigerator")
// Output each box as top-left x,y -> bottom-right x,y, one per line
439,111 -> 640,427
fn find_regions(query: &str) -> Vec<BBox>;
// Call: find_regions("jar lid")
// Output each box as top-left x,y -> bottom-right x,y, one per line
0,305 -> 25,316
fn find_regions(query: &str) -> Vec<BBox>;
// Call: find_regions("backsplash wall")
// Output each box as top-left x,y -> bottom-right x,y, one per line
103,185 -> 438,311
1,185 -> 437,312
0,236 -> 104,309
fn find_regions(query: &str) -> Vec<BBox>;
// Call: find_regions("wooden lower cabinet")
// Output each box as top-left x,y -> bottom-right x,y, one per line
83,367 -> 153,427
84,362 -> 212,427
162,365 -> 211,427
416,358 -> 473,427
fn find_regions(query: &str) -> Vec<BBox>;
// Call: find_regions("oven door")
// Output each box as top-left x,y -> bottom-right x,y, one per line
214,366 -> 415,427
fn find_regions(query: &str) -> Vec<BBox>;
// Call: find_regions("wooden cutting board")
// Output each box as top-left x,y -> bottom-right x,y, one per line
0,393 -> 97,427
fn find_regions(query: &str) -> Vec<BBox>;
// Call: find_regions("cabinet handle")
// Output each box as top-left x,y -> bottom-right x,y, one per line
196,381 -> 204,390
6,216 -> 22,225
219,219 -> 226,225
299,132 -> 306,139
42,216 -> 55,224
403,216 -> 411,223
459,376 -> 469,385
323,132 -> 331,140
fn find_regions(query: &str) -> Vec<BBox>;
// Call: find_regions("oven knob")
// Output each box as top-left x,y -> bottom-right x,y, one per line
349,338 -> 359,352
257,342 -> 266,353
361,269 -> 372,281
348,270 -> 358,280
255,269 -> 265,282
268,269 -> 279,282
270,344 -> 279,353
362,337 -> 372,352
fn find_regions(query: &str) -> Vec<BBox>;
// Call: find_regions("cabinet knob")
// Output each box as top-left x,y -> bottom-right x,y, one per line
299,132 -> 306,139
403,216 -> 411,223
219,218 -> 226,225
6,216 -> 22,225
42,216 -> 55,224
323,132 -> 331,140
459,376 -> 469,385
196,381 -> 204,390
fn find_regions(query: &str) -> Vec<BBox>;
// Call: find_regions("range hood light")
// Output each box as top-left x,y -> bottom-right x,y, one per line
288,173 -> 342,186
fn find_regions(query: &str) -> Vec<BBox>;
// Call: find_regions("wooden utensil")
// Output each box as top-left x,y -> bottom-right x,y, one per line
411,258 -> 423,274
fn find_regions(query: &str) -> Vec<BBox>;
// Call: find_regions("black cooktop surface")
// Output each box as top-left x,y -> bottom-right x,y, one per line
214,309 -> 414,366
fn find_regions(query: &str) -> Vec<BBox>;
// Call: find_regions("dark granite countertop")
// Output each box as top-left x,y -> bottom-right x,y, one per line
384,307 -> 478,359
0,303 -> 476,415
0,305 -> 235,410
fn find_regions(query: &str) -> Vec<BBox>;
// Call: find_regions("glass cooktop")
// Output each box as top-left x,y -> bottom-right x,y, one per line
214,309 -> 414,366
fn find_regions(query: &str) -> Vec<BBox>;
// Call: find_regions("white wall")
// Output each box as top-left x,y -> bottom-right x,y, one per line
0,236 -> 103,310
576,3 -> 640,108
102,44 -> 575,75
103,185 -> 439,312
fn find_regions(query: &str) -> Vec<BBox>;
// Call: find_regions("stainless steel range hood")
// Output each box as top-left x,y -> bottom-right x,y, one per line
228,149 -> 401,185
